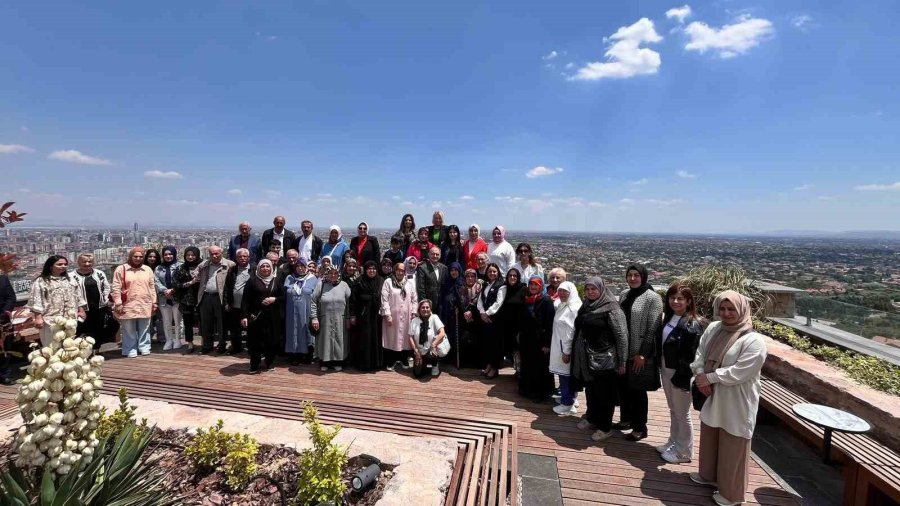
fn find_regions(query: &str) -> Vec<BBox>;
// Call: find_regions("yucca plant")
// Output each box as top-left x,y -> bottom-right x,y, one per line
0,423 -> 180,506
676,264 -> 769,319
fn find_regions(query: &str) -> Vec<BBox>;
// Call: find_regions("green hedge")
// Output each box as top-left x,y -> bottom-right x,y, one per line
755,320 -> 900,396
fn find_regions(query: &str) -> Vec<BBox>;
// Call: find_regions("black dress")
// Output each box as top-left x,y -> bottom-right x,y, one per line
241,276 -> 285,371
348,276 -> 383,371
497,282 -> 525,360
517,295 -> 556,401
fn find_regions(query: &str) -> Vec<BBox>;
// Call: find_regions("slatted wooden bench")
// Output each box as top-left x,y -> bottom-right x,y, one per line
97,374 -> 517,506
759,377 -> 900,505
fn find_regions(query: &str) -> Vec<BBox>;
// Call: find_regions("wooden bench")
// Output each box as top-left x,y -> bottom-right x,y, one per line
759,377 -> 900,505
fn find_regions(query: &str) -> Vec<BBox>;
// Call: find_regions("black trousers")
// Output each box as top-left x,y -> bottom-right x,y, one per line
413,353 -> 440,378
198,294 -> 224,351
478,321 -> 504,369
221,308 -> 244,352
383,349 -> 409,366
181,311 -> 196,343
248,321 -> 278,371
584,371 -> 618,432
615,374 -> 649,432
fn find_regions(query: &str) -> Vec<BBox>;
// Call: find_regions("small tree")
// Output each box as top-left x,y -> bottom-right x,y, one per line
675,265 -> 769,319
294,401 -> 348,505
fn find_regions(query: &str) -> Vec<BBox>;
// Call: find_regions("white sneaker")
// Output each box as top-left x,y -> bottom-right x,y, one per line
661,449 -> 691,464
320,366 -> 329,372
402,358 -> 412,370
576,419 -> 596,431
386,363 -> 396,371
334,366 -> 343,372
656,441 -> 675,454
553,404 -> 578,416
126,351 -> 138,358
139,350 -> 151,356
163,339 -> 174,351
591,429 -> 613,442
172,339 -> 182,350
431,363 -> 440,376
552,394 -> 562,402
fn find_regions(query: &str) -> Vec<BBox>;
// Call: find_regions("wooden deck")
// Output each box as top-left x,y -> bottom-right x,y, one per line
2,350 -> 798,505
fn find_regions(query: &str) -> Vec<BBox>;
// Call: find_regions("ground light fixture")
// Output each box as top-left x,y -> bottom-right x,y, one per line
351,454 -> 382,492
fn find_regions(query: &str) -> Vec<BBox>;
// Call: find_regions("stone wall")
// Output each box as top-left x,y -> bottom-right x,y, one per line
762,335 -> 900,452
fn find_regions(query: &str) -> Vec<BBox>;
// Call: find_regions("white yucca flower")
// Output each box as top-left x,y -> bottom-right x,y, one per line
12,310 -> 104,474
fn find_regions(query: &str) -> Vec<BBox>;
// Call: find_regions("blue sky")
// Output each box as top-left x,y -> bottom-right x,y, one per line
2,0 -> 898,233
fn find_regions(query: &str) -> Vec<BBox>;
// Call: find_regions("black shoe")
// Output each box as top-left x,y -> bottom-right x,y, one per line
626,431 -> 647,441
227,348 -> 242,356
199,348 -> 214,355
249,367 -> 260,375
612,422 -> 632,431
184,346 -> 195,354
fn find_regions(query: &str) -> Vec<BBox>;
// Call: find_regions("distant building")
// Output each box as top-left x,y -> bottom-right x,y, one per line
754,280 -> 805,318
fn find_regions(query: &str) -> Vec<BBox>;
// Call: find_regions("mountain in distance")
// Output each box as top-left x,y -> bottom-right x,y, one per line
762,230 -> 900,240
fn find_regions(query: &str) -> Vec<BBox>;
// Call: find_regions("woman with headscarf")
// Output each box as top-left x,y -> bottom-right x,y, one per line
284,260 -> 318,366
476,263 -> 505,379
487,225 -> 516,276
396,213 -> 417,252
154,246 -> 183,350
317,256 -> 333,279
29,255 -> 87,347
406,227 -> 435,262
342,257 -> 361,286
349,261 -> 383,371
617,264 -> 664,441
173,246 -> 202,353
550,282 -> 583,415
437,262 -> 464,367
240,259 -> 285,373
458,268 -> 483,369
440,225 -> 464,267
517,276 -> 556,402
310,265 -> 352,372
404,256 -> 419,292
144,249 -> 164,343
349,222 -> 381,266
320,225 -> 350,271
546,268 -> 567,305
379,257 -> 394,280
689,291 -> 766,506
463,224 -> 488,271
111,247 -> 157,358
571,277 -> 629,442
497,267 -> 526,375
380,261 -> 417,371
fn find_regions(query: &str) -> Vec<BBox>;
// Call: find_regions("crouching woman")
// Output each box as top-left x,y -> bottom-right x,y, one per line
407,299 -> 449,378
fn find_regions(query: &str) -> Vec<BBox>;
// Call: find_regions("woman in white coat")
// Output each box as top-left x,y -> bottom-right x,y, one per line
550,282 -> 582,415
689,290 -> 767,506
380,261 -> 418,371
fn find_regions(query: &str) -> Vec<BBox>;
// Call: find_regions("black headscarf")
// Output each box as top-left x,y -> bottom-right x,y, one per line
144,248 -> 161,269
503,267 -> 526,305
357,260 -> 382,295
620,263 -> 652,326
182,246 -> 202,269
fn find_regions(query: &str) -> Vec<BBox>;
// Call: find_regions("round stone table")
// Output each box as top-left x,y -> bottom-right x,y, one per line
792,403 -> 871,463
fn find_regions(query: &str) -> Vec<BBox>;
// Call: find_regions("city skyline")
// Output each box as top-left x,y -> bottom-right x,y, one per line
2,0 -> 899,232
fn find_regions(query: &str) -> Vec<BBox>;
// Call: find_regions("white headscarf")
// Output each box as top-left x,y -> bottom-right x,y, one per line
329,225 -> 343,241
555,281 -> 583,325
256,259 -> 277,287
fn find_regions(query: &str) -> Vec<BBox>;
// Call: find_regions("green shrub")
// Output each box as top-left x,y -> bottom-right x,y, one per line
755,320 -> 900,396
294,401 -> 348,505
676,265 -> 769,319
184,419 -> 260,491
96,388 -> 149,441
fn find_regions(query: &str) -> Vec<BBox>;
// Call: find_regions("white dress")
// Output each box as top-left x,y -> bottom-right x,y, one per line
690,322 -> 768,439
549,303 -> 577,376
380,278 -> 417,351
487,241 -> 515,276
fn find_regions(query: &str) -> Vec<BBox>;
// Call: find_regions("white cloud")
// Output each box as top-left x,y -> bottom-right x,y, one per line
143,170 -> 184,179
676,170 -> 696,179
459,195 -> 475,201
619,198 -> 635,205
630,178 -> 649,185
666,5 -> 693,24
495,196 -> 526,203
569,18 -> 662,81
647,198 -> 685,206
317,193 -> 332,197
391,195 -> 402,201
227,189 -> 243,195
791,14 -> 813,32
165,199 -> 199,206
48,149 -> 112,166
240,201 -> 273,209
565,62 -> 575,69
399,201 -> 414,207
794,184 -> 813,191
17,188 -> 31,193
588,201 -> 607,208
265,190 -> 281,198
855,182 -> 900,191
684,14 -> 774,58
525,166 -> 564,178
542,51 -> 559,61
0,144 -> 35,154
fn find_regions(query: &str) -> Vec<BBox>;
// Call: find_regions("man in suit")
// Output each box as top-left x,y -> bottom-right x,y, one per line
291,220 -> 324,262
227,222 -> 262,264
260,215 -> 297,261
416,246 -> 448,306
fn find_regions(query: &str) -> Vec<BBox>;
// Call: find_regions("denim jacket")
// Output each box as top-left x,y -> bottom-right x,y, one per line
154,262 -> 182,305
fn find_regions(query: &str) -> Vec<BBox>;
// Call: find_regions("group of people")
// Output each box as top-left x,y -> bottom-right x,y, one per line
22,211 -> 767,506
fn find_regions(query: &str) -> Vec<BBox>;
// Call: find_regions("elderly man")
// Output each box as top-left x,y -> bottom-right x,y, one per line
261,215 -> 296,260
228,222 -> 262,264
278,249 -> 301,277
291,220 -> 323,262
111,247 -> 157,357
223,248 -> 253,355
416,246 -> 448,307
196,245 -> 236,354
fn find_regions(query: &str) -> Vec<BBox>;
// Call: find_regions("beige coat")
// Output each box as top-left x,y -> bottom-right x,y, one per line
196,258 -> 236,305
111,264 -> 156,319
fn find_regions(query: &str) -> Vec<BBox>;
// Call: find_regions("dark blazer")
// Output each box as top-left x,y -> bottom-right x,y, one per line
261,228 -> 297,258
416,261 -> 448,306
228,234 -> 262,264
290,234 -> 324,262
348,236 -> 381,266
223,264 -> 256,310
657,316 -> 704,390
427,225 -> 449,246
0,275 -> 16,324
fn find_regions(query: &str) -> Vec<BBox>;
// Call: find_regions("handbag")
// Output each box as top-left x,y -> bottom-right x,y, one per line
627,357 -> 661,391
585,340 -> 616,372
691,382 -> 707,411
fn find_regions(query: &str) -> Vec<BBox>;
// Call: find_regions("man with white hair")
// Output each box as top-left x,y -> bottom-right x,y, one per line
223,248 -> 253,355
228,221 -> 261,264
416,246 -> 448,306
196,245 -> 235,354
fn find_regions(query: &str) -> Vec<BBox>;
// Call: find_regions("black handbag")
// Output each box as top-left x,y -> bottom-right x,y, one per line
585,341 -> 616,372
691,382 -> 707,411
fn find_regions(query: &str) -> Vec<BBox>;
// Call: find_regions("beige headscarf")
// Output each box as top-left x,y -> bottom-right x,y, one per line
256,259 -> 277,287
703,290 -> 753,373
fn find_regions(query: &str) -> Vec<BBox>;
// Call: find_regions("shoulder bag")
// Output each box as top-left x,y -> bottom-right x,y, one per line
691,329 -> 751,411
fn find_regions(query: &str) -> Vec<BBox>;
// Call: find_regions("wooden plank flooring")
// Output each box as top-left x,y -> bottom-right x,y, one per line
2,350 -> 798,505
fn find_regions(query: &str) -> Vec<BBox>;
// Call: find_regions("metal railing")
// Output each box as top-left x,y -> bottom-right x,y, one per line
795,294 -> 900,340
